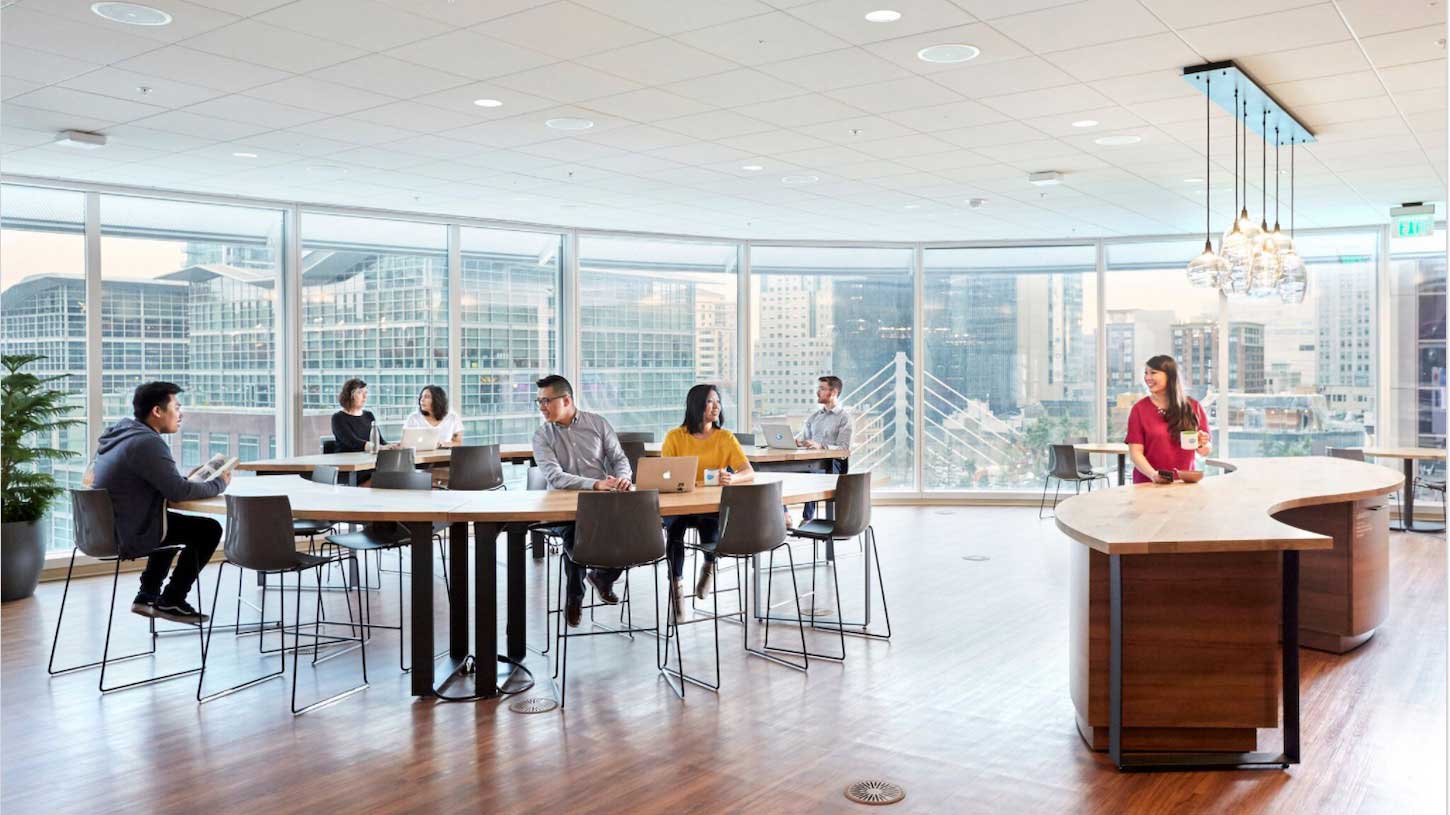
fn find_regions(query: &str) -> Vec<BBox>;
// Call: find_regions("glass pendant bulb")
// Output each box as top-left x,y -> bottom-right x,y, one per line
1220,224 -> 1250,281
1271,222 -> 1292,256
1187,239 -> 1227,287
1278,250 -> 1306,303
1237,208 -> 1262,246
1248,243 -> 1280,297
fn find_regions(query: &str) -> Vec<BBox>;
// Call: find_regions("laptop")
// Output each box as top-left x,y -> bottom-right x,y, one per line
400,427 -> 440,451
759,420 -> 798,450
636,456 -> 698,493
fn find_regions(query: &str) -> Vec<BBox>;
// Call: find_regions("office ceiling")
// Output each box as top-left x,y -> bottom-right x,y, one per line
1,0 -> 1445,241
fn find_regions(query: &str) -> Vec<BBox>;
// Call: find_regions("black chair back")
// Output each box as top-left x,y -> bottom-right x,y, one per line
620,441 -> 647,483
1050,444 -> 1082,481
830,472 -> 872,538
375,448 -> 414,472
321,436 -> 337,454
526,466 -> 547,491
616,431 -> 654,443
734,432 -> 756,447
311,465 -> 340,485
1070,436 -> 1093,473
71,488 -> 121,559
714,481 -> 786,557
1328,447 -> 1366,462
370,469 -> 433,491
449,445 -> 503,490
573,490 -> 664,569
224,494 -> 300,573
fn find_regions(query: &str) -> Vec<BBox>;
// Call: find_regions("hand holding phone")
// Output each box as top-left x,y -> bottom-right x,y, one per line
1154,468 -> 1175,484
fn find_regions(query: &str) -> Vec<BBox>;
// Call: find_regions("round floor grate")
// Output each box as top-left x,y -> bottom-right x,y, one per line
844,780 -> 906,806
508,696 -> 558,714
961,555 -> 990,562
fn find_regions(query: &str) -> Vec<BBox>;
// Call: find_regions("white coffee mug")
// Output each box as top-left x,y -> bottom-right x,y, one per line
1180,430 -> 1199,451
703,468 -> 719,485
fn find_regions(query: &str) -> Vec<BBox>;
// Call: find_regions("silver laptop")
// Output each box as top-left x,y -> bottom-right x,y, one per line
636,456 -> 698,493
759,420 -> 798,450
400,427 -> 439,451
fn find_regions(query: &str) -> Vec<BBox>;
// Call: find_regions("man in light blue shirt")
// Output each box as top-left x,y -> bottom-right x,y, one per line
796,375 -> 851,521
530,374 -> 633,628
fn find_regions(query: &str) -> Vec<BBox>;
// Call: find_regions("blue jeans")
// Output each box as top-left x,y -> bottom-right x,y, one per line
666,514 -> 718,581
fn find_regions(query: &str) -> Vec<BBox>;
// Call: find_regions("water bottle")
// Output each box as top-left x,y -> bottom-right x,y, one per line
367,422 -> 380,454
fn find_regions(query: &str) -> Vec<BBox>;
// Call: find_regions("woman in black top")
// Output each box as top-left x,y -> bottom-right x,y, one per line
331,378 -> 386,453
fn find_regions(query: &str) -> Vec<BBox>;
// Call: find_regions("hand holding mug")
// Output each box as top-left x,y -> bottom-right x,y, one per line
1196,429 -> 1211,454
718,469 -> 735,485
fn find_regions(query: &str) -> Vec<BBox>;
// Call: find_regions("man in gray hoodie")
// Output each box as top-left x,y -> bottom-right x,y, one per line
91,382 -> 229,624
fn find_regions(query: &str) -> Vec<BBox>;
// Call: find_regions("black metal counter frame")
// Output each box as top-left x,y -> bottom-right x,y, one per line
1107,549 -> 1300,772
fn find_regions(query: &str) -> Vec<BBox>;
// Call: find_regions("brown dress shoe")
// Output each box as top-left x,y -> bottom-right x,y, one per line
587,571 -> 619,604
565,596 -> 582,628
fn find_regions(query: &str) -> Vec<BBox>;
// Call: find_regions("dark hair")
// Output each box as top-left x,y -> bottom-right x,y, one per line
819,375 -> 843,394
1145,355 -> 1197,432
418,385 -> 448,420
681,384 -> 723,434
338,378 -> 367,409
535,374 -> 573,399
133,381 -> 182,423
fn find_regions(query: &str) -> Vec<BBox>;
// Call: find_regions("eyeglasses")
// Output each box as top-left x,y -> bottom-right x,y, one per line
534,395 -> 564,407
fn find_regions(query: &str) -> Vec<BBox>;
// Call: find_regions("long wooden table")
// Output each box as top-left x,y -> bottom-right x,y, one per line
1357,447 -> 1447,533
173,472 -> 838,701
1074,442 -> 1130,485
1053,456 -> 1402,772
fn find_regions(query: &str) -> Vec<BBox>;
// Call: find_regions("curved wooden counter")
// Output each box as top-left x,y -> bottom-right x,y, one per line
1053,456 -> 1402,769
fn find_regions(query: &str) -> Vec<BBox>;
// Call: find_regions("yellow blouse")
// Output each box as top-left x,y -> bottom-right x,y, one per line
660,426 -> 749,482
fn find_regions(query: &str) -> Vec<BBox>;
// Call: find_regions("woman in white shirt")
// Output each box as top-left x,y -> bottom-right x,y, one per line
403,385 -> 463,447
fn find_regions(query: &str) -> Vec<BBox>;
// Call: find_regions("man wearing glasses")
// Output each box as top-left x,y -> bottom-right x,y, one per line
531,374 -> 634,628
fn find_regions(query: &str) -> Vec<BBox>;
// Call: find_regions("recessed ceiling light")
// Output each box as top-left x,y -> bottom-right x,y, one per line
903,203 -> 921,209
91,2 -> 172,25
1072,119 -> 1099,128
473,98 -> 503,108
967,197 -> 987,209
781,175 -> 819,185
864,9 -> 902,22
1028,170 -> 1062,186
545,117 -> 594,130
741,164 -> 764,171
1183,177 -> 1203,183
917,44 -> 980,64
233,152 -> 258,158
1094,135 -> 1141,146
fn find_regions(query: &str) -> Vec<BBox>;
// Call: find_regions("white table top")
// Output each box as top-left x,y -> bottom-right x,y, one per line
1358,447 -> 1448,461
238,442 -> 847,473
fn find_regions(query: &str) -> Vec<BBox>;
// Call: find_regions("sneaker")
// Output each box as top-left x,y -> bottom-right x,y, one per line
153,598 -> 209,625
784,511 -> 795,530
131,591 -> 160,618
669,579 -> 686,624
694,561 -> 715,600
586,571 -> 619,604
565,596 -> 582,628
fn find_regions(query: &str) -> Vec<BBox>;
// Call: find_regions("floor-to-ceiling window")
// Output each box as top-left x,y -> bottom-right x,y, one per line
0,185 -> 88,551
1391,229 -> 1445,470
579,237 -> 739,436
750,246 -> 915,490
923,245 -> 1097,490
99,195 -> 283,470
458,226 -> 560,443
300,214 -> 448,449
1224,230 -> 1379,457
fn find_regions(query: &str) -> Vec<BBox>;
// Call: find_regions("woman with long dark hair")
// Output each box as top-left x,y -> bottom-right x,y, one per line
1126,355 -> 1211,484
661,384 -> 754,619
403,385 -> 463,447
331,378 -> 390,453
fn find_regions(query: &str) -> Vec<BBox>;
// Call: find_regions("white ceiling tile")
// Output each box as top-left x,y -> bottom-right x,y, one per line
185,94 -> 329,129
379,0 -> 555,25
1314,115 -> 1412,140
980,84 -> 1113,118
862,22 -> 1031,75
481,2 -> 656,58
588,124 -> 699,150
1128,94 -> 1215,125
1406,108 -> 1448,129
188,0 -> 316,13
934,120 -> 1053,148
385,29 -> 557,81
390,134 -> 499,159
102,124 -> 215,151
491,62 -> 642,103
312,55 -> 475,98
1295,96 -> 1403,128
286,117 -> 417,146
1022,106 -> 1148,136
1090,69 -> 1198,105
572,0 -> 774,36
1378,59 -> 1447,93
657,110 -> 775,139
244,76 -> 396,116
514,137 -> 628,162
1042,32 -> 1201,83
675,12 -> 851,65
825,76 -> 964,113
586,88 -> 714,122
974,139 -> 1085,163
881,99 -> 1008,131
413,83 -> 557,118
185,20 -> 368,73
927,55 -> 1076,99
663,69 -> 808,108
1,124 -> 62,148
257,0 -> 449,50
789,0 -> 977,45
1,44 -> 101,84
851,133 -> 959,158
947,0 -> 1081,19
717,128 -> 830,154
796,114 -> 917,143
649,142 -> 755,165
1267,71 -> 1387,108
1,101 -> 115,133
171,143 -> 303,171
575,38 -> 738,85
757,48 -> 913,92
9,86 -> 167,124
990,0 -> 1166,52
59,69 -> 222,109
1138,0 -> 1334,29
328,145 -> 436,170
769,144 -> 878,168
1,78 -> 41,100
732,94 -> 867,127
348,101 -> 479,132
28,0 -> 241,41
127,109 -> 271,140
0,6 -> 162,62
1180,5 -> 1351,61
218,129 -> 357,157
1235,41 -> 1370,83
581,152 -> 688,174
114,46 -> 291,93
1361,25 -> 1449,68
1335,0 -> 1446,39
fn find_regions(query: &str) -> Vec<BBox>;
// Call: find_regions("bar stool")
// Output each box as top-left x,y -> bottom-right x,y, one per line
554,489 -> 677,708
1040,443 -> 1107,518
664,481 -> 819,692
435,445 -> 505,588
48,488 -> 205,693
734,432 -> 756,447
197,494 -> 368,715
375,447 -> 414,472
527,466 -> 567,656
620,441 -> 647,483
788,471 -> 890,642
616,431 -> 654,443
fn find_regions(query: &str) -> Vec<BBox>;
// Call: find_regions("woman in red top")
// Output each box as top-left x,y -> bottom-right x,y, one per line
1125,354 -> 1211,484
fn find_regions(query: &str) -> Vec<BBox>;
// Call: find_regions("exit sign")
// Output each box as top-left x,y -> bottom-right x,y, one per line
1391,203 -> 1435,238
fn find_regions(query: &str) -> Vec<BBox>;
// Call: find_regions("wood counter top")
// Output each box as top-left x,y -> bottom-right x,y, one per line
237,442 -> 847,473
1054,456 -> 1403,556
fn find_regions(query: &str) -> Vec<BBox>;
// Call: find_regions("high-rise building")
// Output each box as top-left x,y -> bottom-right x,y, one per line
1172,320 -> 1265,396
1316,263 -> 1377,417
752,274 -> 833,418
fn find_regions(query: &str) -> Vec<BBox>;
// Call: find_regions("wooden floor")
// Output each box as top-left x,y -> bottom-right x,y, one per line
3,507 -> 1444,814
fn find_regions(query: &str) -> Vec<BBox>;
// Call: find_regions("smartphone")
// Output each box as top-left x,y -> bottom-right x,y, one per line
1156,468 -> 1175,481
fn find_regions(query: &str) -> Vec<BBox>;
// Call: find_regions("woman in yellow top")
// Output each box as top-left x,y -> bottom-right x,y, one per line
661,384 -> 754,617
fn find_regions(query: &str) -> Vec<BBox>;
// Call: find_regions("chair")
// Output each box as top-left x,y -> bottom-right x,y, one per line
616,431 -> 654,443
734,432 -> 756,447
48,488 -> 205,692
1328,447 -> 1366,462
620,441 -> 647,483
527,466 -> 567,656
292,465 -> 340,544
787,471 -> 889,643
1070,436 -> 1108,480
197,494 -> 368,715
1040,444 -> 1108,519
375,447 -> 414,472
321,436 -> 337,454
325,469 -> 433,672
665,481 -> 824,692
433,445 -> 504,587
554,489 -> 676,708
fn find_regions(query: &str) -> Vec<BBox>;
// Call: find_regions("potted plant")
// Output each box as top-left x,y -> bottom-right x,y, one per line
2,354 -> 82,601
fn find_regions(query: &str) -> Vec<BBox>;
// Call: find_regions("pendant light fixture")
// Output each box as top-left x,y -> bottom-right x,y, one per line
1235,100 -> 1263,248
1270,128 -> 1291,257
1248,109 -> 1282,297
1278,135 -> 1307,303
1218,87 -> 1250,289
1187,74 -> 1229,287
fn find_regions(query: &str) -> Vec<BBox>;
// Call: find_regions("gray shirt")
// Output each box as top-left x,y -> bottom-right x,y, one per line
531,410 -> 632,491
797,404 -> 852,451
